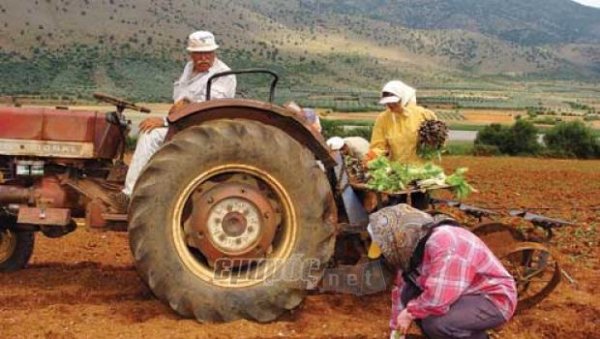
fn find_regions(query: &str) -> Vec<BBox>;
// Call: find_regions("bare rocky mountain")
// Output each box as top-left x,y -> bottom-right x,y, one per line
0,0 -> 598,100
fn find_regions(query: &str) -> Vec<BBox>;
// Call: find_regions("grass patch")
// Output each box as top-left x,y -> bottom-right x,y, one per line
445,141 -> 474,155
321,119 -> 374,127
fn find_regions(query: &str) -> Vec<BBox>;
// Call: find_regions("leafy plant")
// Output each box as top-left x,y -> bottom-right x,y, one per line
364,156 -> 474,199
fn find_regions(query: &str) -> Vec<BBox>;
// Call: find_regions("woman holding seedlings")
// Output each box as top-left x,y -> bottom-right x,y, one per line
368,204 -> 517,339
370,80 -> 437,164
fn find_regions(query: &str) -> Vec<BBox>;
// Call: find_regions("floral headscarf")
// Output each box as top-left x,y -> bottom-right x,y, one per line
367,204 -> 434,271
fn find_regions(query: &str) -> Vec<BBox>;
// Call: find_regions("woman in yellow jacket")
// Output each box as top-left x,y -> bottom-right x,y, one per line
370,80 -> 437,164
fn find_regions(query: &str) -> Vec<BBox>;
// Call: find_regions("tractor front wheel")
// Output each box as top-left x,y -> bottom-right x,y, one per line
0,228 -> 35,272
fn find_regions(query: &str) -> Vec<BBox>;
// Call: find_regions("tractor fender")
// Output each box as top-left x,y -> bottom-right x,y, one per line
166,98 -> 336,168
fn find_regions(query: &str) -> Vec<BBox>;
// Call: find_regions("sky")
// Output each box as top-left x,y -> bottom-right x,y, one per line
571,0 -> 600,7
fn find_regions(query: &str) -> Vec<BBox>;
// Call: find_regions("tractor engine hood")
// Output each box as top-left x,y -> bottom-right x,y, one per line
0,107 -> 121,159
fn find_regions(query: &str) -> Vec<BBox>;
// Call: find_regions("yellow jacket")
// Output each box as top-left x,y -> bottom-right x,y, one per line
370,104 -> 438,164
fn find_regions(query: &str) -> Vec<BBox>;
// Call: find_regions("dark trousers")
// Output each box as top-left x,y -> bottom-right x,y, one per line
401,282 -> 506,339
389,192 -> 430,210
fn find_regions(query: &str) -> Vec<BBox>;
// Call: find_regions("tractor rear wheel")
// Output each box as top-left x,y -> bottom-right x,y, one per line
0,229 -> 35,272
128,120 -> 335,322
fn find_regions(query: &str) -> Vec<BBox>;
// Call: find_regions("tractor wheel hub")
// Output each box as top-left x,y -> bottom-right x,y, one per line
188,183 -> 277,264
207,198 -> 261,252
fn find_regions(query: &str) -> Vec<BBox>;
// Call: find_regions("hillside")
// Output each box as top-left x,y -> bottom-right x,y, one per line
310,0 -> 600,45
0,0 -> 598,101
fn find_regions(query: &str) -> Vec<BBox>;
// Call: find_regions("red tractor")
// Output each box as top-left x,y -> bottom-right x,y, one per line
0,70 -> 561,322
0,70 -> 385,322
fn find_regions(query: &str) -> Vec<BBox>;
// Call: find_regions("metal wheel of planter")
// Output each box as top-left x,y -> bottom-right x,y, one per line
500,241 -> 561,312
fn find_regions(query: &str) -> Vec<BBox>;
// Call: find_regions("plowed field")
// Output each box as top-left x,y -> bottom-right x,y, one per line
1,157 -> 598,338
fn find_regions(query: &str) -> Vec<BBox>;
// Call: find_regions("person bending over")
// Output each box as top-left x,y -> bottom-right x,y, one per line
368,204 -> 517,339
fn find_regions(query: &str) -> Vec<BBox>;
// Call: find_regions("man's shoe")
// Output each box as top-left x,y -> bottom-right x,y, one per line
111,192 -> 130,214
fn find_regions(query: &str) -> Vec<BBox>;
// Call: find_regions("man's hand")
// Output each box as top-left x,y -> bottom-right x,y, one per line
138,117 -> 165,133
168,98 -> 191,116
395,309 -> 414,335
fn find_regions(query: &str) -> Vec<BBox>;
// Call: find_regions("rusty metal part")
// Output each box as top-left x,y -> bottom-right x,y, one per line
0,106 -> 122,159
64,177 -> 118,210
428,210 -> 462,223
36,176 -> 75,208
458,203 -> 500,220
509,210 -> 574,227
166,99 -> 336,169
510,210 -> 574,241
106,160 -> 128,183
500,242 -> 561,312
0,138 -> 94,158
187,182 -> 277,265
85,199 -> 110,228
93,92 -> 151,113
101,213 -> 128,222
1,176 -> 80,209
100,213 -> 128,232
430,198 -> 500,221
172,164 -> 298,288
0,186 -> 34,204
471,222 -> 526,257
96,113 -> 125,161
17,207 -> 71,226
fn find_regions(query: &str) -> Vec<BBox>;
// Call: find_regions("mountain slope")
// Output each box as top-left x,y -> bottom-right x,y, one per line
307,0 -> 600,45
0,0 -> 598,100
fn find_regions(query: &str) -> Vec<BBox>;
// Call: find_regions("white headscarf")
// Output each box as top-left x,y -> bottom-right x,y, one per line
379,80 -> 417,108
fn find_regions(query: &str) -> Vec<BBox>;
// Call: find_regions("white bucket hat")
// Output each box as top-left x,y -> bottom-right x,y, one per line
187,31 -> 219,52
379,80 -> 417,107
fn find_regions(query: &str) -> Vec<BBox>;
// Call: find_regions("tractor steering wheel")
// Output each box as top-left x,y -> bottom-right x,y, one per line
93,92 -> 151,113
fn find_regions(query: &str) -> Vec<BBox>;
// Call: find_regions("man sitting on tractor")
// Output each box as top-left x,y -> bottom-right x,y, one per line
114,30 -> 237,212
368,204 -> 517,339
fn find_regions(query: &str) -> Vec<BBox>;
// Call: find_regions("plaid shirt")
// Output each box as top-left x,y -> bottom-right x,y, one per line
390,226 -> 517,329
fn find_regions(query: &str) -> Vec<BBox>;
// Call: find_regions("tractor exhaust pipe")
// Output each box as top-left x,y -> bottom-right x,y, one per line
0,186 -> 34,204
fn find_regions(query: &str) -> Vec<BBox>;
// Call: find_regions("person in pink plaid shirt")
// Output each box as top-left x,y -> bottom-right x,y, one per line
368,204 -> 517,339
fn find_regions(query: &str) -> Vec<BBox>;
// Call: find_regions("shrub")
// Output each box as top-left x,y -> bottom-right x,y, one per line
475,120 -> 540,155
543,121 -> 600,159
475,123 -> 509,150
511,119 -> 541,155
472,144 -> 501,156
